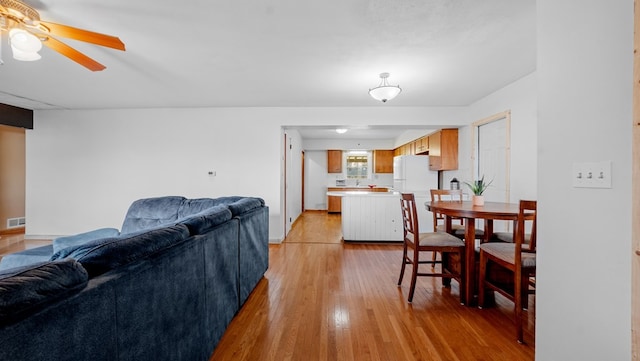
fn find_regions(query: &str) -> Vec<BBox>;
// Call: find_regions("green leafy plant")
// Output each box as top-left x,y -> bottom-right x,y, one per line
464,175 -> 493,196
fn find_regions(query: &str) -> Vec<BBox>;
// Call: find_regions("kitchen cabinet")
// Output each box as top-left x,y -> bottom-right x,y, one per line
428,128 -> 458,171
373,150 -> 394,173
327,150 -> 343,173
327,187 -> 388,213
414,136 -> 429,154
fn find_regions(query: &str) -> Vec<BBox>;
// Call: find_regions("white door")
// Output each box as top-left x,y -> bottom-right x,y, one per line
473,111 -> 511,233
477,118 -> 508,203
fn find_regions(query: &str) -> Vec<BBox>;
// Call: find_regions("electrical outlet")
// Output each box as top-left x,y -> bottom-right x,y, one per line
572,161 -> 611,188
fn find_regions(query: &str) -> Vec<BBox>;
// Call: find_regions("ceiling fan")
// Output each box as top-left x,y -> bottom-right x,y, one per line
0,0 -> 125,71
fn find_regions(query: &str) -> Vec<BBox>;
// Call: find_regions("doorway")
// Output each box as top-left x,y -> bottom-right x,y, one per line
0,125 -> 26,236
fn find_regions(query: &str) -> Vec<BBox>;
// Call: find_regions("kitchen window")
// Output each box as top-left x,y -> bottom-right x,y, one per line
345,152 -> 370,179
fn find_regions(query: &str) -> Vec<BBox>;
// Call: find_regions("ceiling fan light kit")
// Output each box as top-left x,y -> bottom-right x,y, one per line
9,28 -> 41,60
0,0 -> 125,71
369,72 -> 401,103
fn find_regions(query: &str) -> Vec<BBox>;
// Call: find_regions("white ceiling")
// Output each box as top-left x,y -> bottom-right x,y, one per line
0,0 -> 535,140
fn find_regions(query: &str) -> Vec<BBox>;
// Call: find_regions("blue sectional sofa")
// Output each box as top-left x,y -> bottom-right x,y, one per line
0,196 -> 269,361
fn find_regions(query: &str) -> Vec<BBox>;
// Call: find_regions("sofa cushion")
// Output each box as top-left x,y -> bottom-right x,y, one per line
53,227 -> 121,254
120,196 -> 186,234
0,245 -> 54,271
227,197 -> 265,216
0,259 -> 88,326
177,198 -> 218,219
51,224 -> 190,277
177,205 -> 233,236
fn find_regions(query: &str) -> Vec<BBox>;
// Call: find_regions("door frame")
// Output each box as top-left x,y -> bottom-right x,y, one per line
632,0 -> 639,358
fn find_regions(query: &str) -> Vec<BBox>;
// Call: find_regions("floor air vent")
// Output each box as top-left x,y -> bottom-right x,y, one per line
7,217 -> 26,228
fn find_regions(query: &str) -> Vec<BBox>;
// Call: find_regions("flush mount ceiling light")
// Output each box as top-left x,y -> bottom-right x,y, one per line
0,0 -> 125,71
369,72 -> 401,103
335,128 -> 348,134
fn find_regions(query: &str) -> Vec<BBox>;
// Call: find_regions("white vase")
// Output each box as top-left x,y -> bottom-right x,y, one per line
472,195 -> 484,206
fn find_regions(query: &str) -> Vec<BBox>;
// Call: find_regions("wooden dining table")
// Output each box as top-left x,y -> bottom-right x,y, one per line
426,200 -> 522,306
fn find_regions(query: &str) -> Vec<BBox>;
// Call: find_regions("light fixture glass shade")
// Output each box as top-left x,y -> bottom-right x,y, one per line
335,128 -> 348,134
369,72 -> 401,103
9,28 -> 42,61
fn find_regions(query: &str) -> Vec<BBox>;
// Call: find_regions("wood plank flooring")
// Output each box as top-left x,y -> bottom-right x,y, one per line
210,211 -> 535,361
0,233 -> 50,261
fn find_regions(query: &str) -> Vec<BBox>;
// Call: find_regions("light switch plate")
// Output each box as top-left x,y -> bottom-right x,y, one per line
572,161 -> 612,188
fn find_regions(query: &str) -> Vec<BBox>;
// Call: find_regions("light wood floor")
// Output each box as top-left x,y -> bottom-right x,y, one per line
0,232 -> 50,261
210,210 -> 535,361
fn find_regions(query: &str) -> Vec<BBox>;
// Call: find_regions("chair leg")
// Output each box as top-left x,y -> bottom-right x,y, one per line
398,242 -> 408,286
431,251 -> 437,268
441,252 -> 451,287
478,251 -> 487,309
522,274 -> 530,310
515,268 -> 524,344
408,247 -> 419,303
458,249 -> 466,305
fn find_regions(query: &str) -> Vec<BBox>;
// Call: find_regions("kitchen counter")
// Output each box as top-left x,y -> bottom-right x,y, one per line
326,190 -> 399,197
326,186 -> 390,213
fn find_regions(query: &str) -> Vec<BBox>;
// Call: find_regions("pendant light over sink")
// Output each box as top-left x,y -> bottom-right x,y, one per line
369,72 -> 401,103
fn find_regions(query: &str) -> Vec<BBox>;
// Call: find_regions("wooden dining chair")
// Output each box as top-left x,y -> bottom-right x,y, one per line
398,193 -> 466,303
478,199 -> 537,344
430,189 -> 465,234
429,189 -> 484,267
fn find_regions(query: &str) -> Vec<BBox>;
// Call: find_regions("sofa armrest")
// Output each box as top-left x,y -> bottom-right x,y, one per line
53,228 -> 120,254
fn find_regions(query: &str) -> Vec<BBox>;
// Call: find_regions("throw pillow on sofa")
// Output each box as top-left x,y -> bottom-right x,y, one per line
51,224 -> 190,278
0,259 -> 88,326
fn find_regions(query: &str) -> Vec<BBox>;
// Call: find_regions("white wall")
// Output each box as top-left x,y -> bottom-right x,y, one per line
303,149 -> 395,212
284,129 -> 303,235
27,106 -> 466,242
446,72 -> 538,203
304,150 -> 328,210
537,1 -> 632,360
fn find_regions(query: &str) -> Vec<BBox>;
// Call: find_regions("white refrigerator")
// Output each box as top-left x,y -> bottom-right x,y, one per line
393,155 -> 439,232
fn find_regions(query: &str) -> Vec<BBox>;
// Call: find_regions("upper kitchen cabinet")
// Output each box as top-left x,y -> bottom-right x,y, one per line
414,136 -> 429,154
327,150 -> 343,173
428,129 -> 458,171
373,150 -> 394,173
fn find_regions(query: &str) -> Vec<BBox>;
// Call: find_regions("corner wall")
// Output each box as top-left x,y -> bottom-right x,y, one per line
536,1 -> 633,359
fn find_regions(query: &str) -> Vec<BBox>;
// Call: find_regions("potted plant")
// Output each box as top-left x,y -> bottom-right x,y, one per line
464,175 -> 493,206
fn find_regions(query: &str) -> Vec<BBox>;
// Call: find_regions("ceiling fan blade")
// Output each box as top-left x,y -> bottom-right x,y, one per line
38,21 -> 125,51
41,36 -> 106,71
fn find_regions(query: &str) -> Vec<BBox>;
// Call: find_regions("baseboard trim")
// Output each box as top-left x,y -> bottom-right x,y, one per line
0,227 -> 25,236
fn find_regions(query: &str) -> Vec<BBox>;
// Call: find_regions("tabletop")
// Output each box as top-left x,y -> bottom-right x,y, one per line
427,201 -> 521,220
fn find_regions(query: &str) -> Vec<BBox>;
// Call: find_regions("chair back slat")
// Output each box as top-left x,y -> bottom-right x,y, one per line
400,193 -> 420,240
516,200 -> 537,253
430,189 -> 464,232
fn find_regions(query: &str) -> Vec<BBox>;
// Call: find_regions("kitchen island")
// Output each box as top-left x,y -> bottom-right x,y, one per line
327,190 -> 403,242
327,190 -> 436,242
